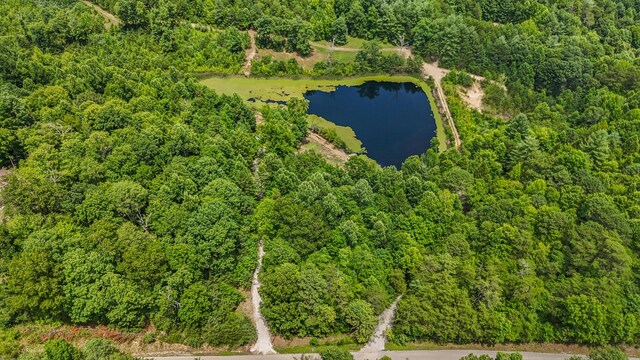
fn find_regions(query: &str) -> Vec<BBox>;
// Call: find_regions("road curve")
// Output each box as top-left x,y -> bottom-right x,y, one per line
143,349 -> 638,360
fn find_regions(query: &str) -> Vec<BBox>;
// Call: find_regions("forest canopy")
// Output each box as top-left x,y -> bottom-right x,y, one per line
0,0 -> 640,357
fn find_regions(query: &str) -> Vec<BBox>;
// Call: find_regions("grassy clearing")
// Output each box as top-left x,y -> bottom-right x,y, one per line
201,75 -> 448,152
311,45 -> 358,63
257,48 -> 322,70
257,36 -> 397,70
312,36 -> 394,49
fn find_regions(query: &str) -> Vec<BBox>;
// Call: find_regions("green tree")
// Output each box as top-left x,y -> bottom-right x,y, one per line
319,347 -> 354,360
344,299 -> 377,343
563,295 -> 607,345
44,340 -> 82,360
331,17 -> 348,46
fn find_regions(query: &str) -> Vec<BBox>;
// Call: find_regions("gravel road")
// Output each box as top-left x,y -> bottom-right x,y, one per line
144,349 -> 629,360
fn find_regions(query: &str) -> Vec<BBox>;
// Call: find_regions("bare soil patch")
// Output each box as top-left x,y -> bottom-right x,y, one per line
459,80 -> 484,112
299,133 -> 353,167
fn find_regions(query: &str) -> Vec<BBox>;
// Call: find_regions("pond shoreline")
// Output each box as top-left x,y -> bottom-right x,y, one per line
200,75 -> 447,153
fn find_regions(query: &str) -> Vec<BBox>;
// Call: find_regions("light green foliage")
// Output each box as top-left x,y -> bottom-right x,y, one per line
43,340 -> 83,360
0,330 -> 22,359
459,353 -> 522,360
344,300 -> 377,343
319,347 -> 354,360
588,347 -> 628,360
82,339 -> 118,360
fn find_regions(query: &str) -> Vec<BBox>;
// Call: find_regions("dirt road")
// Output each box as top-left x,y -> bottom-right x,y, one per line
243,30 -> 257,76
249,240 -> 276,355
422,63 -> 462,150
0,168 -> 8,215
358,296 -> 401,353
81,0 -> 120,28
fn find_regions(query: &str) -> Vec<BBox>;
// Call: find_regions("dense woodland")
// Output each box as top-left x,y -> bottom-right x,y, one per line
1,0 -> 640,358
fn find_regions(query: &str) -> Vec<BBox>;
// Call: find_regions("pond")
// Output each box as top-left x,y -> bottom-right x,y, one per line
304,81 -> 437,168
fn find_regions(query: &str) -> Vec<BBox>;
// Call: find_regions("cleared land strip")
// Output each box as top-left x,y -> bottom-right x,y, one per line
422,62 -> 463,150
436,77 -> 461,150
0,168 -> 8,216
80,0 -> 120,27
299,132 -> 353,166
243,30 -> 257,76
145,350 -> 632,360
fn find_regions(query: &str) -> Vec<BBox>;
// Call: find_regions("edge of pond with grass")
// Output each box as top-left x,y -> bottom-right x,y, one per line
200,75 -> 448,153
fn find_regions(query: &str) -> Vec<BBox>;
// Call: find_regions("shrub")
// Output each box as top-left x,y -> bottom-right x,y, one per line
444,70 -> 475,87
143,333 -> 156,344
319,347 -> 353,360
203,313 -> 256,347
83,338 -> 117,360
588,347 -> 628,360
0,330 -> 22,359
44,340 -> 83,360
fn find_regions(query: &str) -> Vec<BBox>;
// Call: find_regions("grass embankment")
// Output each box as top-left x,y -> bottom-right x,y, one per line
200,75 -> 448,153
307,115 -> 363,154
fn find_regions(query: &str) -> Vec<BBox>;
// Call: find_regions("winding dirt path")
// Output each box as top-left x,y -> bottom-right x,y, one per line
243,30 -> 257,76
358,295 -> 402,354
81,0 -> 121,28
249,240 -> 276,355
0,168 -> 8,216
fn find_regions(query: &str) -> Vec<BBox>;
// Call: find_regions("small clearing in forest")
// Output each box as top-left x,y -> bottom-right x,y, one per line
299,133 -> 353,167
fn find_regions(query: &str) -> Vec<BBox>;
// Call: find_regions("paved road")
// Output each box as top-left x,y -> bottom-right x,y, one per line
144,349 -> 600,360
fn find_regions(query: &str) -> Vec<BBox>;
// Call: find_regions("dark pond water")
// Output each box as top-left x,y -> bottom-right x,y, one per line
304,81 -> 436,168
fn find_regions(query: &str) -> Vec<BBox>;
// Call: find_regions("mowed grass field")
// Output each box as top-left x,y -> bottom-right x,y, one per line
200,75 -> 447,152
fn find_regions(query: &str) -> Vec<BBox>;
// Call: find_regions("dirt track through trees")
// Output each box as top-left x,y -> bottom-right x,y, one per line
81,0 -> 120,28
358,295 -> 402,354
243,30 -> 257,76
249,240 -> 276,355
422,63 -> 462,150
